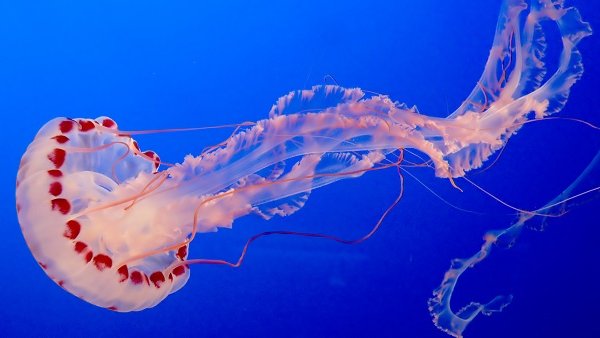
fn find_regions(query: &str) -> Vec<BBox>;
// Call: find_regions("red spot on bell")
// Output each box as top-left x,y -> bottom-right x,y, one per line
51,198 -> 71,214
150,271 -> 165,288
93,254 -> 113,271
176,245 -> 188,260
16,203 -> 21,213
85,251 -> 93,263
102,118 -> 116,128
48,169 -> 63,177
143,150 -> 156,158
52,135 -> 69,144
78,120 -> 95,131
74,241 -> 93,262
117,265 -> 129,282
172,265 -> 186,277
48,148 -> 66,168
74,241 -> 87,253
59,120 -> 74,133
143,151 -> 161,171
107,306 -> 118,311
130,271 -> 143,285
49,182 -> 62,196
64,220 -> 81,240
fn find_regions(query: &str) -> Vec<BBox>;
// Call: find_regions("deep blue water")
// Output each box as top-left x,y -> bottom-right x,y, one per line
1,1 -> 599,337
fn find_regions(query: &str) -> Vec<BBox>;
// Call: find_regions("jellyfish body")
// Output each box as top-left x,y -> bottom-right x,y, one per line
16,117 -> 191,311
15,0 -> 591,328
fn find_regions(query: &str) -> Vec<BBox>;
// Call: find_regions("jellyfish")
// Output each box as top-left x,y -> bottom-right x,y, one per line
14,0 -> 593,335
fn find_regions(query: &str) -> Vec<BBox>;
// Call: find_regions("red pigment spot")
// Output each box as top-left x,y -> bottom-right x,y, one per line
74,241 -> 87,253
143,273 -> 150,286
102,118 -> 116,128
64,220 -> 81,239
48,169 -> 63,177
48,148 -> 66,168
57,280 -> 65,288
59,120 -> 74,133
16,203 -> 21,213
130,271 -> 143,285
74,242 -> 93,263
168,273 -> 173,281
176,246 -> 188,260
51,198 -> 70,214
107,306 -> 118,311
143,151 -> 161,171
117,265 -> 129,282
143,151 -> 156,158
150,272 -> 165,288
85,251 -> 93,263
172,265 -> 186,277
93,254 -> 113,271
52,135 -> 69,144
132,140 -> 140,152
39,262 -> 48,270
78,120 -> 95,131
49,182 -> 62,196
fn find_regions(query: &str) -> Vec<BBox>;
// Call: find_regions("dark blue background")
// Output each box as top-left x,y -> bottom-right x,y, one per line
1,1 -> 599,337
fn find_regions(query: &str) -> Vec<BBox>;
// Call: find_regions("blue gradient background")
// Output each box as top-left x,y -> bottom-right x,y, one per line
1,1 -> 599,337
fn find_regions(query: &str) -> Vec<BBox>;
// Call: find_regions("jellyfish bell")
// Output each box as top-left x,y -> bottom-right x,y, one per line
16,117 -> 191,311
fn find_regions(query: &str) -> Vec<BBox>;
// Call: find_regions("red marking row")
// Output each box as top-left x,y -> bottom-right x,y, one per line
117,264 -> 186,289
49,166 -> 69,213
57,119 -> 99,134
73,241 -> 118,274
58,117 -> 117,135
48,118 -> 182,291
69,238 -> 186,289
